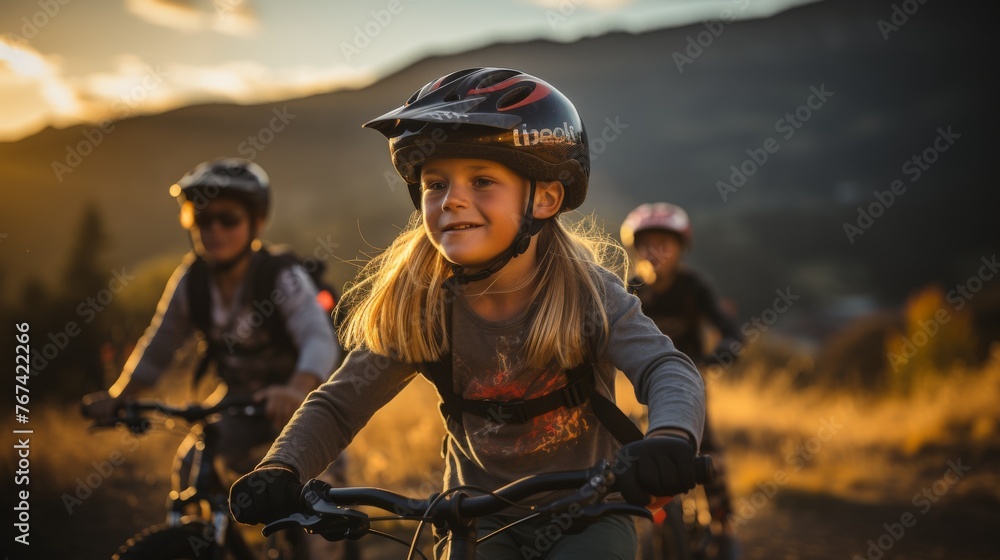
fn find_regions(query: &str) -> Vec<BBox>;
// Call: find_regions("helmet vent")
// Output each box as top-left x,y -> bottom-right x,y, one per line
474,70 -> 519,91
497,86 -> 533,109
442,90 -> 460,102
404,89 -> 420,106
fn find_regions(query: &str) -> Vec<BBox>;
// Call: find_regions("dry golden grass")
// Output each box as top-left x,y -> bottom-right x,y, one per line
340,350 -> 1000,506
343,377 -> 445,492
10,346 -> 998,524
707,349 -> 1000,503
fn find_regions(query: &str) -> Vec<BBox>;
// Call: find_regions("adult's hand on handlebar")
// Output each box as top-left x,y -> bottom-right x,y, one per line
614,435 -> 696,506
253,385 -> 308,429
230,466 -> 309,525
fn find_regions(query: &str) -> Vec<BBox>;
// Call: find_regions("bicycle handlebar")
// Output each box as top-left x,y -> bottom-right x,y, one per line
85,396 -> 264,432
263,456 -> 714,543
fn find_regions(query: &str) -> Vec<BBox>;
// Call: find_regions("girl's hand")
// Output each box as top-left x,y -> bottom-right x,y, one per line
229,466 -> 303,525
614,435 -> 696,505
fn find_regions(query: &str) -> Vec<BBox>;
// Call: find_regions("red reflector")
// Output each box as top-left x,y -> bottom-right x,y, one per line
316,290 -> 335,312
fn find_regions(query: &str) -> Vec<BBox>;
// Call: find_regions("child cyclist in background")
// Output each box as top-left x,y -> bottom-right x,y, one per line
231,68 -> 706,559
621,203 -> 743,559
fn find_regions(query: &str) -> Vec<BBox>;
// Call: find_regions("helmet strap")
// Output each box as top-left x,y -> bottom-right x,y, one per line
449,179 -> 547,285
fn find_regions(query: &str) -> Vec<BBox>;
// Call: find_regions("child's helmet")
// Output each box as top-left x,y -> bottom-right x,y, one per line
364,68 -> 589,211
171,157 -> 271,219
620,203 -> 693,249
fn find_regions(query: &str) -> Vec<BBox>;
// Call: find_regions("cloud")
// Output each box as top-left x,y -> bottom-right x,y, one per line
0,36 -> 376,141
75,57 -> 376,125
158,60 -> 376,103
125,0 -> 259,36
0,37 -> 82,138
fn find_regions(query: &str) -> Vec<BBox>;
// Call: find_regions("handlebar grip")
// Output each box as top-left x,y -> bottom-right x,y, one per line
644,455 -> 713,513
694,455 -> 714,485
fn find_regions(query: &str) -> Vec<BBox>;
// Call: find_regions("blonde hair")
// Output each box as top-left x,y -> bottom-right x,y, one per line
339,212 -> 628,370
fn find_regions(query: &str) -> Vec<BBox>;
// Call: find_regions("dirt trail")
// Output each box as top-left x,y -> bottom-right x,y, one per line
19,452 -> 997,560
7,404 -> 999,559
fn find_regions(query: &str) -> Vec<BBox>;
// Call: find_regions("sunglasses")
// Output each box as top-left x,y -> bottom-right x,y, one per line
194,210 -> 246,229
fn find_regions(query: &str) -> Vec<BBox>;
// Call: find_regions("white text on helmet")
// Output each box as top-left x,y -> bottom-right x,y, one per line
512,122 -> 580,147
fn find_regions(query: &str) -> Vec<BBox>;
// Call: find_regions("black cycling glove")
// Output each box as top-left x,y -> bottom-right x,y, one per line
229,466 -> 302,525
614,435 -> 697,505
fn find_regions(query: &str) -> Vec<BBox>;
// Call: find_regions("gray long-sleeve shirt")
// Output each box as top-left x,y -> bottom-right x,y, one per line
262,266 -> 705,492
120,252 -> 338,391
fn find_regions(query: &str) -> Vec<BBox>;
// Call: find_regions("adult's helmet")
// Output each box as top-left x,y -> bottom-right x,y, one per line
171,157 -> 270,219
363,67 -> 590,211
620,203 -> 692,249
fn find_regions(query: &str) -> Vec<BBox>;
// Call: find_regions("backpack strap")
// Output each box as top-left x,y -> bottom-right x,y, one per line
185,256 -> 215,386
186,256 -> 212,335
421,286 -> 643,445
251,248 -> 299,350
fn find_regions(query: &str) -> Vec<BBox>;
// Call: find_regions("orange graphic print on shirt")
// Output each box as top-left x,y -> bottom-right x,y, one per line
458,340 -> 590,458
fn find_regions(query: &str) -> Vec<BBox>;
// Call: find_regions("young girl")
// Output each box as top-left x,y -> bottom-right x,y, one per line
231,68 -> 706,559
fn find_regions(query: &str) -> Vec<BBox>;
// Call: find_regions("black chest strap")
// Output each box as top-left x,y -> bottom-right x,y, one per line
420,292 -> 643,446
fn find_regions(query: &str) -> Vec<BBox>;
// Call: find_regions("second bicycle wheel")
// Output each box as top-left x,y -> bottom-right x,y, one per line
114,520 -> 222,560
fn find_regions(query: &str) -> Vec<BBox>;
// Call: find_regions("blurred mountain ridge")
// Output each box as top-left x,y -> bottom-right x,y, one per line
1,0 -> 994,322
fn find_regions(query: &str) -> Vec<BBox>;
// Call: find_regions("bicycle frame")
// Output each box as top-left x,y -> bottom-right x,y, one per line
167,418 -> 261,560
95,399 -> 287,560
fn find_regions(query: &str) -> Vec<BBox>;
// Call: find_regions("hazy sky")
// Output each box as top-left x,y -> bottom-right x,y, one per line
0,0 -> 817,142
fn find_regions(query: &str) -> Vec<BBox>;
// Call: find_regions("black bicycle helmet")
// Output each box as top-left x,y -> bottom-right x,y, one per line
171,157 -> 271,219
364,67 -> 590,211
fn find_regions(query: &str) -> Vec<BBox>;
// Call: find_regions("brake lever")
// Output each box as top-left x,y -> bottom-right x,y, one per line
295,480 -> 372,542
298,506 -> 371,542
262,513 -> 318,537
